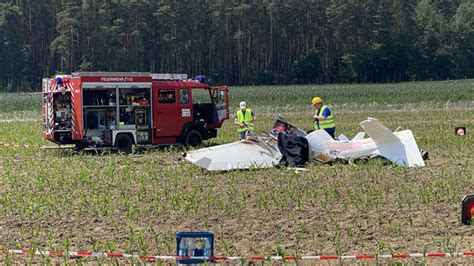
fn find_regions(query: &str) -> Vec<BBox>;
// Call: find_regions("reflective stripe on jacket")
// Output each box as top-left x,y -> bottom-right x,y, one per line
314,105 -> 335,129
237,108 -> 254,132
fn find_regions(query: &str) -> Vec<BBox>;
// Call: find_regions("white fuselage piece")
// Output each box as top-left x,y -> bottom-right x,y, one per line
185,137 -> 282,171
306,118 -> 425,167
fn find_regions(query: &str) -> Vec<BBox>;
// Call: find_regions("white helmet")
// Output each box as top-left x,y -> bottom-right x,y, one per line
239,101 -> 247,109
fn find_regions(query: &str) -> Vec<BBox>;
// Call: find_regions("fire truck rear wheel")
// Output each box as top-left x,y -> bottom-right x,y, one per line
115,134 -> 133,154
75,142 -> 84,152
185,130 -> 203,147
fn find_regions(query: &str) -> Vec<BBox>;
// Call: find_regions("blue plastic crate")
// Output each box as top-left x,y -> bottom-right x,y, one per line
176,231 -> 214,264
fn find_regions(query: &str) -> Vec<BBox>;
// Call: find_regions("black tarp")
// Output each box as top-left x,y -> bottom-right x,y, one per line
277,133 -> 309,167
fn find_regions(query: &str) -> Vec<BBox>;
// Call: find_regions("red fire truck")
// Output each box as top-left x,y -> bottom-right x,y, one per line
42,72 -> 229,153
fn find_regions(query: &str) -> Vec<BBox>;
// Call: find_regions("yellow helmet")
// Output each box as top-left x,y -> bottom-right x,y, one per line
312,97 -> 322,105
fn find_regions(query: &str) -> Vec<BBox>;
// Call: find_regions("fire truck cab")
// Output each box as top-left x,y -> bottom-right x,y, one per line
42,72 -> 229,153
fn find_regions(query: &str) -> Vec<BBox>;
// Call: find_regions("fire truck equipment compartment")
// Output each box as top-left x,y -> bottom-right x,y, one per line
42,72 -> 229,150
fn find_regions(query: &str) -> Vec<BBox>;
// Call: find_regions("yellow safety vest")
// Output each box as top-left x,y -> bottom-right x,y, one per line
237,108 -> 254,133
314,105 -> 335,129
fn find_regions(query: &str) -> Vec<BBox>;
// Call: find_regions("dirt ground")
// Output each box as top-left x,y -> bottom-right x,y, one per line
1,150 -> 473,264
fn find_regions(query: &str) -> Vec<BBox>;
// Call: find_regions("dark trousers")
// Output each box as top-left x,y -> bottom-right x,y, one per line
324,127 -> 336,139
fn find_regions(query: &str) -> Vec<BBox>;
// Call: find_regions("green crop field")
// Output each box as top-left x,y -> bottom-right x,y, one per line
0,80 -> 473,264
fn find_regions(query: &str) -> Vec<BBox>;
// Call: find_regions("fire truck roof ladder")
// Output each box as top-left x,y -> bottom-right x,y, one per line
72,72 -> 152,77
151,73 -> 188,81
71,72 -> 189,81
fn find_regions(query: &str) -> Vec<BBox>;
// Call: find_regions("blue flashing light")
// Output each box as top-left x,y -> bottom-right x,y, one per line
55,77 -> 63,85
196,75 -> 206,83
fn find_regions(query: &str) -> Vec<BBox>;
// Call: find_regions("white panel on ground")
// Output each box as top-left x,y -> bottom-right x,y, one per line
185,139 -> 281,171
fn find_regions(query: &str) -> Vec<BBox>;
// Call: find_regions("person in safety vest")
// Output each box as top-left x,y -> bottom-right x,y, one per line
234,101 -> 255,140
312,96 -> 336,139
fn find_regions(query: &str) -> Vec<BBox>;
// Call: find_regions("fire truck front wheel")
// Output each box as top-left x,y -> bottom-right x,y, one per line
185,130 -> 203,147
114,134 -> 133,154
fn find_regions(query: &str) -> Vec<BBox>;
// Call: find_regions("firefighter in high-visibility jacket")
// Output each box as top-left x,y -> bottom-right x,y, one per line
234,101 -> 255,140
312,96 -> 336,139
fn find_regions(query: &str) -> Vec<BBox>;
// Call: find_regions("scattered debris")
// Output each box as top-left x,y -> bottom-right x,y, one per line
307,117 -> 425,167
185,117 -> 427,171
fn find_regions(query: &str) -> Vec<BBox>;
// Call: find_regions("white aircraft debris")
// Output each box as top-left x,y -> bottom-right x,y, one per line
184,136 -> 281,171
184,117 -> 426,171
306,117 -> 425,167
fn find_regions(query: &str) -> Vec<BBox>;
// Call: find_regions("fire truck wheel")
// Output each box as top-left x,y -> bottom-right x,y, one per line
115,134 -> 133,154
185,130 -> 203,147
75,142 -> 84,152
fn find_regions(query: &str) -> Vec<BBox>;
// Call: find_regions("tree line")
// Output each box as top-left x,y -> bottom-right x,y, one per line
0,0 -> 473,91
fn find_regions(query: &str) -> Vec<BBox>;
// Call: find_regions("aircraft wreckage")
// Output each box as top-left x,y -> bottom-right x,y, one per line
184,117 -> 427,171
